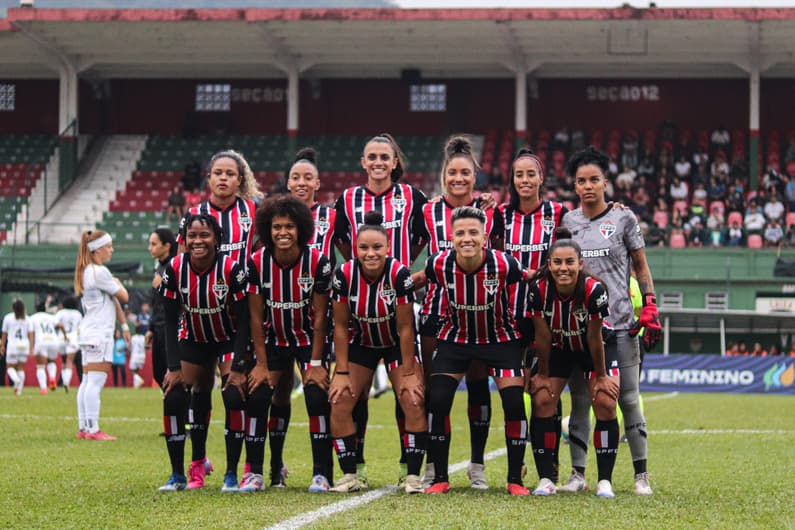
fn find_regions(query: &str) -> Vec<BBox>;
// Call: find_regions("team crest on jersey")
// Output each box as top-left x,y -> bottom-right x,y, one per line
541,216 -> 555,235
380,283 -> 396,305
298,273 -> 314,293
213,279 -> 228,300
599,221 -> 616,239
316,217 -> 330,235
238,212 -> 252,232
483,274 -> 499,295
573,307 -> 588,322
391,194 -> 406,212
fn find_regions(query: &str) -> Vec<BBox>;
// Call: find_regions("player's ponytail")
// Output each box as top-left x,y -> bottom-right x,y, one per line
12,299 -> 25,319
357,210 -> 388,239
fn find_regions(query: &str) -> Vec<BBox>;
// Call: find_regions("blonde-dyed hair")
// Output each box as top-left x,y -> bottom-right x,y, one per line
208,149 -> 263,201
74,229 -> 110,295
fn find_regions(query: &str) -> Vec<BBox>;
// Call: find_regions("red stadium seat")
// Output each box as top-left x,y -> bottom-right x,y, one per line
747,234 -> 763,249
653,210 -> 669,228
709,200 -> 725,215
669,232 -> 687,248
785,212 -> 795,228
727,211 -> 743,226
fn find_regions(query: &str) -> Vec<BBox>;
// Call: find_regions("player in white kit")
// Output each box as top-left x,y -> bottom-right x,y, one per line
1,300 -> 34,395
30,302 -> 60,395
128,333 -> 147,388
55,297 -> 83,390
74,230 -> 130,441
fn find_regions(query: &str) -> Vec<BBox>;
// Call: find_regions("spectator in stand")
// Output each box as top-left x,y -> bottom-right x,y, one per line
570,129 -> 586,152
725,184 -> 745,213
761,165 -> 784,196
722,218 -> 745,247
737,341 -> 749,355
607,156 -> 619,179
637,157 -> 655,178
708,220 -> 724,247
552,126 -> 570,150
784,175 -> 795,211
185,187 -> 203,209
644,222 -> 666,247
764,219 -> 784,248
687,220 -> 710,247
769,345 -> 781,356
135,302 -> 151,334
789,345 -> 795,357
763,193 -> 785,223
622,132 -> 639,169
711,155 -> 729,179
729,157 -> 748,184
111,329 -> 127,387
725,343 -> 739,356
786,224 -> 795,248
707,176 -> 727,202
710,126 -> 730,150
675,134 -> 692,161
692,182 -> 708,205
751,343 -> 768,357
674,155 -> 691,179
687,202 -> 706,227
615,165 -> 637,192
488,165 -> 505,188
166,185 -> 186,223
669,175 -> 689,202
182,160 -> 202,191
744,205 -> 766,236
706,206 -> 724,232
692,159 -> 710,187
754,188 -> 770,209
692,146 -> 709,168
784,134 -> 795,162
631,185 -> 650,219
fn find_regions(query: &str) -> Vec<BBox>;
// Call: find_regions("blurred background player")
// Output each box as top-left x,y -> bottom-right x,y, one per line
74,230 -> 130,441
128,331 -> 146,388
334,134 -> 427,485
158,213 -> 250,492
1,300 -> 34,395
246,196 -> 334,492
147,227 -> 178,389
29,301 -> 61,394
328,211 -> 426,494
55,297 -> 83,390
560,147 -> 661,496
416,135 -> 503,489
111,328 -> 127,387
527,231 -> 620,499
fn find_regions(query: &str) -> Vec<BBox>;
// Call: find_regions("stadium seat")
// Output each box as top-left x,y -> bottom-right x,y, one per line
653,210 -> 669,228
727,211 -> 743,226
747,234 -> 763,249
669,232 -> 687,248
785,212 -> 795,227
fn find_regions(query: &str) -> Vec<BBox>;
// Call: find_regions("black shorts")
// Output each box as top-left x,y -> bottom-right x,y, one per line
180,341 -> 230,367
547,337 -> 620,380
418,314 -> 441,338
432,340 -> 524,377
267,344 -> 330,372
348,343 -> 419,373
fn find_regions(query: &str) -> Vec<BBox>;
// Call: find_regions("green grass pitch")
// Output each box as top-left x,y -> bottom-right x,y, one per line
0,387 -> 792,529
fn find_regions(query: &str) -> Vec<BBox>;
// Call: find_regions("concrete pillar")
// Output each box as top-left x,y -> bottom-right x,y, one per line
287,65 -> 299,138
748,64 -> 760,189
58,61 -> 78,134
514,70 -> 527,145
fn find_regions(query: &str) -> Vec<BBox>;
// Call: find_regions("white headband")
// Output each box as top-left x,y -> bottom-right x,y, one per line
87,233 -> 112,252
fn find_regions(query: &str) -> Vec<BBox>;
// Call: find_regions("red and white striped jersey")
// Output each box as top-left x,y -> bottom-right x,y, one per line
331,256 -> 415,349
527,276 -> 609,353
178,197 -> 257,271
498,200 -> 568,319
310,202 -> 337,264
159,253 -> 248,343
248,246 -> 332,348
418,197 -> 503,318
426,249 -> 525,345
334,183 -> 427,266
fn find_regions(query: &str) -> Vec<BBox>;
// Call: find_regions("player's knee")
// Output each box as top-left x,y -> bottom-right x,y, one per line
246,384 -> 273,417
163,386 -> 189,416
499,385 -> 525,420
592,394 -> 617,420
618,388 -> 640,414
427,375 -> 458,416
222,383 -> 246,411
304,383 -> 329,416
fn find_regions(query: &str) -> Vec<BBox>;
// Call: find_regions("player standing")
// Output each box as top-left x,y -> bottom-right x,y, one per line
55,297 -> 83,390
1,300 -> 34,395
29,301 -> 60,394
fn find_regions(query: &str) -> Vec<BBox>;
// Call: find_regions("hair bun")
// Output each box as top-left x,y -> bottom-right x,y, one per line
445,135 -> 472,157
554,227 -> 572,240
294,147 -> 317,165
515,146 -> 535,158
363,210 -> 384,226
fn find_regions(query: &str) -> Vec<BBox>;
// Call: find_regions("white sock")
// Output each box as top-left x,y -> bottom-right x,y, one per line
47,362 -> 57,381
375,363 -> 388,391
77,378 -> 88,431
132,373 -> 144,388
36,366 -> 47,390
6,367 -> 20,387
62,368 -> 73,388
85,371 -> 108,433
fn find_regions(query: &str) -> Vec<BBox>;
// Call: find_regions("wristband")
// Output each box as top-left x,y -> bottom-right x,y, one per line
121,323 -> 130,332
642,294 -> 657,306
335,371 -> 349,375
310,359 -> 322,367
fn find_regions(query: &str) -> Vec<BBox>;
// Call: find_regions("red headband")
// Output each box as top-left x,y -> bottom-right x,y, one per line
514,153 -> 545,175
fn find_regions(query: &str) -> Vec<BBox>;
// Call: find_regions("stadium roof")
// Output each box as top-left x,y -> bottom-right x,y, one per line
2,7 -> 795,79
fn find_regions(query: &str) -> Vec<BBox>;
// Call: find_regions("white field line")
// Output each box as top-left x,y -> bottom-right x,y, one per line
263,447 -> 508,530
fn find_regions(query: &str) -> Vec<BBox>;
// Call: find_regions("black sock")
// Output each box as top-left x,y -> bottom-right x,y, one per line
395,395 -> 407,464
403,431 -> 427,476
553,399 -> 562,483
189,391 -> 212,462
268,404 -> 290,483
594,419 -> 620,482
427,375 -> 458,484
530,415 -> 557,480
304,384 -> 332,478
164,386 -> 189,476
245,385 -> 272,475
222,381 -> 246,476
466,377 -> 491,465
352,399 -> 368,465
499,385 -> 527,486
633,458 -> 647,475
333,434 -> 357,475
